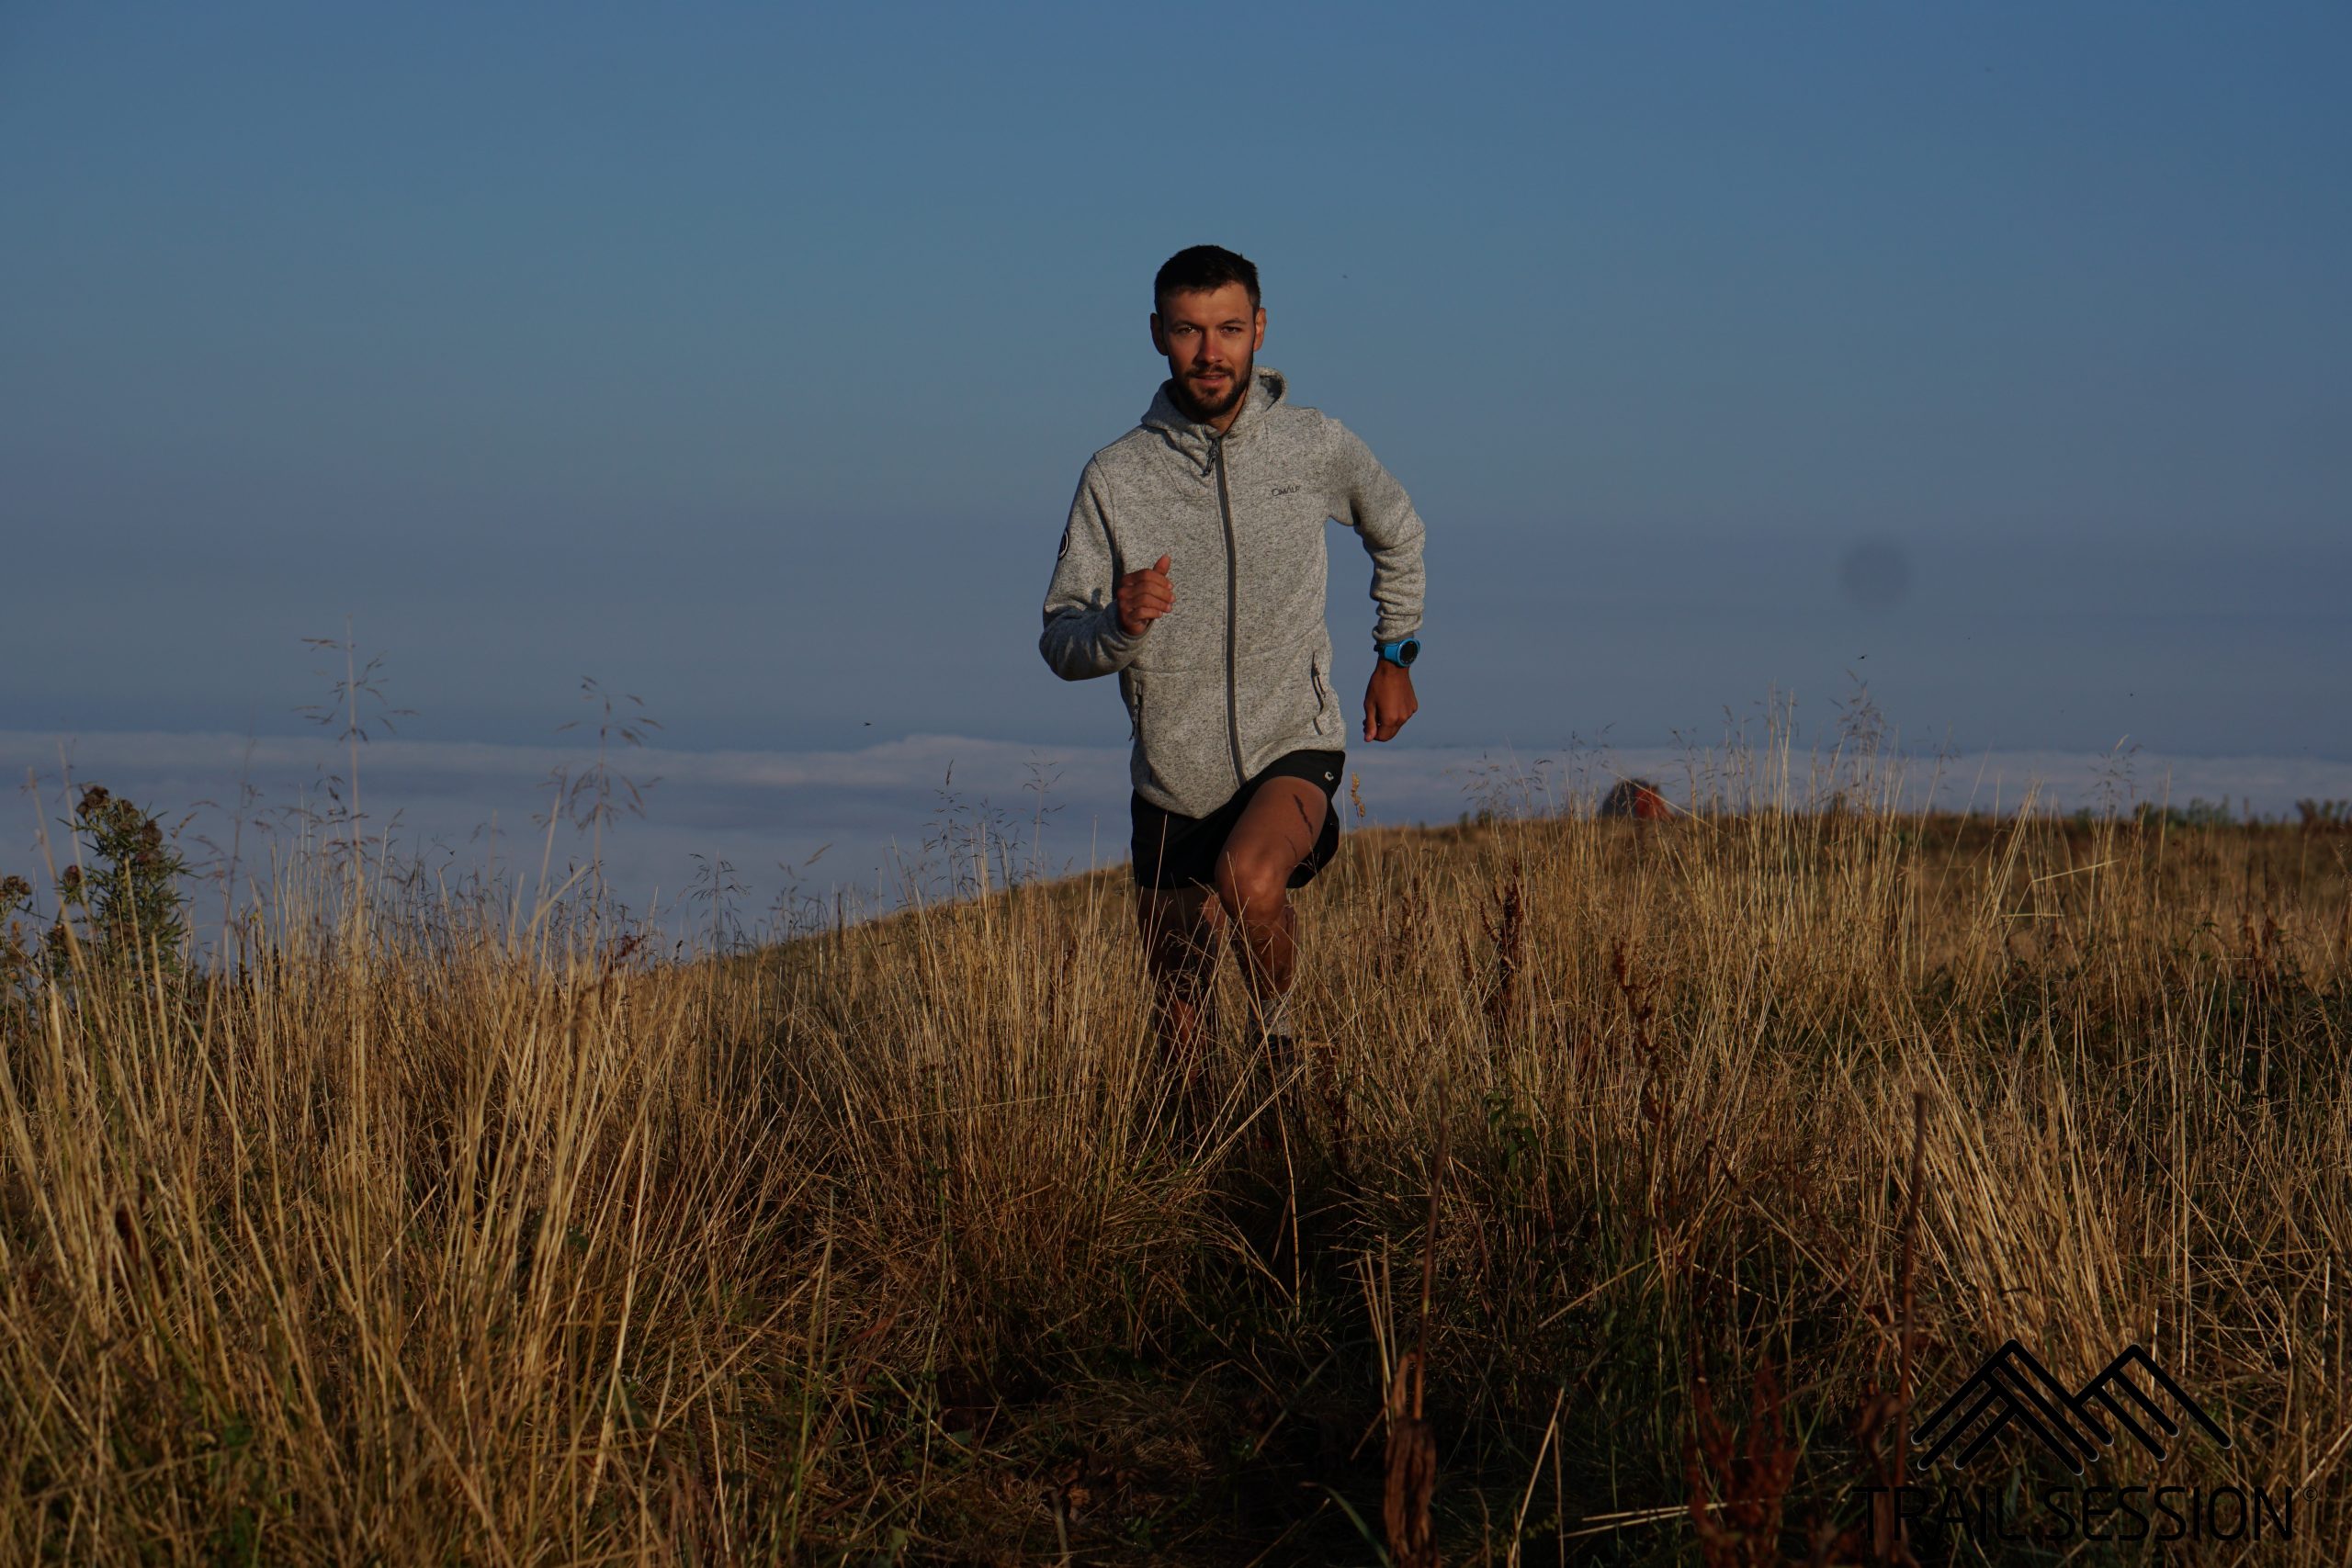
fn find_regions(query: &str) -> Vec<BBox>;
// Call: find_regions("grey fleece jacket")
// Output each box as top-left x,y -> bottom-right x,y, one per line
1039,365 -> 1427,820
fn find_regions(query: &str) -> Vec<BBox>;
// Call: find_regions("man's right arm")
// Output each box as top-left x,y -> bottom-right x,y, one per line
1039,460 -> 1145,681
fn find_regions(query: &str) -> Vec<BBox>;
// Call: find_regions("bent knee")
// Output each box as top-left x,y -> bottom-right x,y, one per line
1213,856 -> 1289,921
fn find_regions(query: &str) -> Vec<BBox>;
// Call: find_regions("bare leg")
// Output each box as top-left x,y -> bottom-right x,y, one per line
1135,882 -> 1226,1095
1212,776 -> 1328,1047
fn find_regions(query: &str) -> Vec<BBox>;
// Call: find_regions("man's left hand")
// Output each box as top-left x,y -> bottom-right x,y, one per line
1363,661 -> 1418,743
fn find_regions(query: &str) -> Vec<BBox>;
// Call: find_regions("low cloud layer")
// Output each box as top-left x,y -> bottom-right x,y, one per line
6,729 -> 2345,943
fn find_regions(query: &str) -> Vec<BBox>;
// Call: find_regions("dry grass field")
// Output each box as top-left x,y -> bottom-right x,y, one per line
4,743 -> 2349,1564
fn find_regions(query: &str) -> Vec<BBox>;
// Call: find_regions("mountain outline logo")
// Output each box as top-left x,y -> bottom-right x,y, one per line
1912,1340 -> 2230,1475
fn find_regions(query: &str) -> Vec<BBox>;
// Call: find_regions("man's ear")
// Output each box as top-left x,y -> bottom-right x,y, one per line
1251,307 -> 1266,352
1148,312 -> 1167,355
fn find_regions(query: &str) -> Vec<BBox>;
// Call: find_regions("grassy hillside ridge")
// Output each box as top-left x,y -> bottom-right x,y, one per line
4,765 -> 2348,1562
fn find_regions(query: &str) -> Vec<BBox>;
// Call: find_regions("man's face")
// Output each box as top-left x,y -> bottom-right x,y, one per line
1150,282 -> 1265,423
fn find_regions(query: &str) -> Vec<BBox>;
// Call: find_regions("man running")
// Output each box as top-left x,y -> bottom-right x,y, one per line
1039,244 -> 1427,1093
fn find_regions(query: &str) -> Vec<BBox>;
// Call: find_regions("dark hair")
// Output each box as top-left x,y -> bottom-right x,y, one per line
1154,245 -> 1261,311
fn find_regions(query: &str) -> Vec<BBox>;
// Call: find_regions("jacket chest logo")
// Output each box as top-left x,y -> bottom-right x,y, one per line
1269,483 -> 1300,498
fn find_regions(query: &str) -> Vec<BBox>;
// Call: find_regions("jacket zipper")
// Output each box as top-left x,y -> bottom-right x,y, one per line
1311,657 -> 1326,725
1213,435 -> 1246,789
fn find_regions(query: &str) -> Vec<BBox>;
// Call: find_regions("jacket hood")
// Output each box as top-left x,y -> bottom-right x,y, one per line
1141,365 -> 1288,471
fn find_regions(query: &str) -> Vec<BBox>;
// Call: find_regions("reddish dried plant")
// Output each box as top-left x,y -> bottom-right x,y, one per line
1683,1357 -> 1800,1568
1480,874 -> 1524,1034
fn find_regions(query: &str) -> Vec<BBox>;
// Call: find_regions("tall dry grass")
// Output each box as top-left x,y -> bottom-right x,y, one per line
4,731 -> 2348,1563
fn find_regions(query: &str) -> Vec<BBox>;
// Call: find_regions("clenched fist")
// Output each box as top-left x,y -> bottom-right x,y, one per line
1116,554 -> 1173,638
1364,661 -> 1418,742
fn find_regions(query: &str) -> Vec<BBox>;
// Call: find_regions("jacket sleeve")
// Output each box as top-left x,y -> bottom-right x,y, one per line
1332,422 -> 1427,648
1039,458 -> 1146,681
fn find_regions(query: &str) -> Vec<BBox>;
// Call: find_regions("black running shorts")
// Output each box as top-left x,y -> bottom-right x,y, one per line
1132,749 -> 1345,892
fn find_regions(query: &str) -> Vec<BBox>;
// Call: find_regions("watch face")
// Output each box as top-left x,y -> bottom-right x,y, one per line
1397,638 -> 1419,666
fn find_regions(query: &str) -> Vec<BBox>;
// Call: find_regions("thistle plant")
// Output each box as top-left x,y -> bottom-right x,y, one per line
47,783 -> 192,977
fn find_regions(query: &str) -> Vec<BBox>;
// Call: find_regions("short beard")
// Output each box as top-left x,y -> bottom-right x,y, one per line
1170,357 -> 1250,423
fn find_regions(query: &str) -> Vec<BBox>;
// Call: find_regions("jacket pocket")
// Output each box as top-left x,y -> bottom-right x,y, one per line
1132,663 -> 1247,815
1238,639 -> 1329,764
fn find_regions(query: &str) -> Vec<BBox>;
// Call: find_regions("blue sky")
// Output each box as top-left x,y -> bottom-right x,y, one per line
3,2 -> 2346,911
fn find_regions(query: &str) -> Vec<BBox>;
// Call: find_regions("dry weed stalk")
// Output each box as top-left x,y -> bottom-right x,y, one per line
1683,1354 -> 1799,1567
1384,1129 -> 1449,1568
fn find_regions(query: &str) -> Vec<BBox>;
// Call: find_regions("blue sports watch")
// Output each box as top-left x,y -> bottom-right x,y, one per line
1376,636 -> 1420,668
